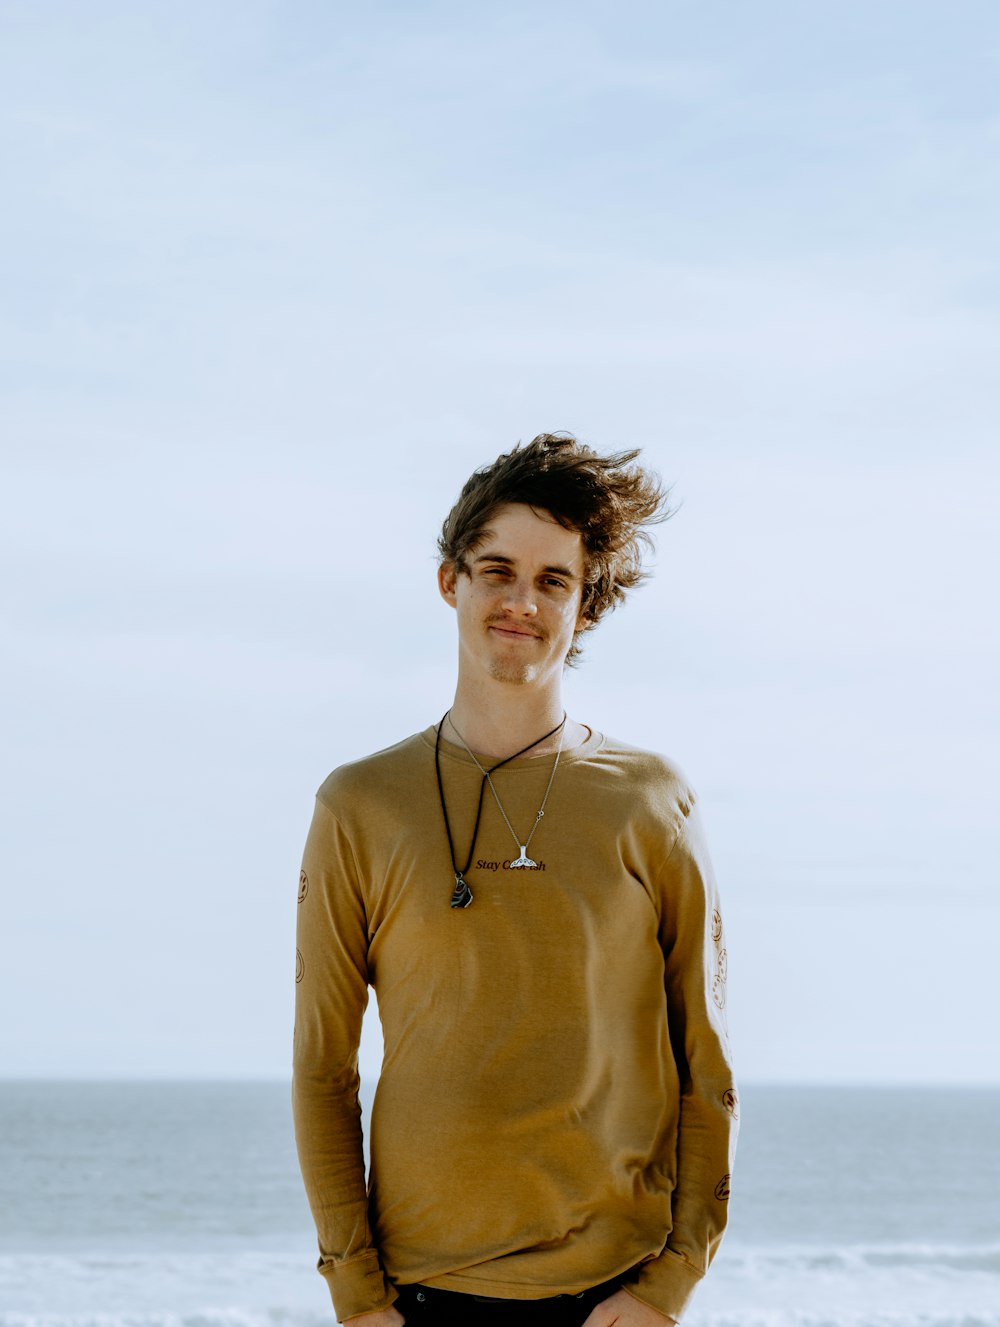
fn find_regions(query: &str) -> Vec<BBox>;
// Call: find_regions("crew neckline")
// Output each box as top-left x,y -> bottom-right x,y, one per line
420,722 -> 604,769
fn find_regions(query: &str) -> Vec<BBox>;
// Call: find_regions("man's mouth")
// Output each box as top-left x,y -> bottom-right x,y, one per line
488,623 -> 541,640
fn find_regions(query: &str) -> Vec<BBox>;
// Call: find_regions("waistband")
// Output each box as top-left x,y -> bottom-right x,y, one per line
398,1270 -> 627,1309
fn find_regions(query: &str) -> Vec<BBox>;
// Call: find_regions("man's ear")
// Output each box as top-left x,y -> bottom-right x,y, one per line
438,561 -> 458,607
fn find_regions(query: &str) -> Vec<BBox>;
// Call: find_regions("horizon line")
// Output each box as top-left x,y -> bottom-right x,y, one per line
2,1075 -> 999,1091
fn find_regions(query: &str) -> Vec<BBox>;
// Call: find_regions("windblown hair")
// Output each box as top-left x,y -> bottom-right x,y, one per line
438,433 -> 672,665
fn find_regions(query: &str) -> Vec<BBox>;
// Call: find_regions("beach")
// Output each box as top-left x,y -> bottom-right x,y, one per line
2,1081 -> 998,1327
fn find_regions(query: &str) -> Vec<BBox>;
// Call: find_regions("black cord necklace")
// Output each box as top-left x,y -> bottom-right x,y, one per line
434,711 -> 568,909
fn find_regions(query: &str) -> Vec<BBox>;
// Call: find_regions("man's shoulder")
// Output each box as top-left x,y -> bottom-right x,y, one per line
315,727 -> 433,812
592,734 -> 696,802
587,736 -> 706,867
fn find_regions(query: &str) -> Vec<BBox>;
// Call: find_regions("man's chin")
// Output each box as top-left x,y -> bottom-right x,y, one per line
488,660 -> 534,686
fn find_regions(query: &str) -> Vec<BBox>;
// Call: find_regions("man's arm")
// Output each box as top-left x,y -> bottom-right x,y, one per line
627,799 -> 738,1322
293,794 -> 399,1322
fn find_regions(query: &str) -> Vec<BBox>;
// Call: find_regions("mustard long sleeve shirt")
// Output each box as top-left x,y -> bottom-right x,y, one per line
293,727 -> 737,1322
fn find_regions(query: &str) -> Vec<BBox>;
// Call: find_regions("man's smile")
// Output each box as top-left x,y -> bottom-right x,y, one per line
488,621 -> 542,640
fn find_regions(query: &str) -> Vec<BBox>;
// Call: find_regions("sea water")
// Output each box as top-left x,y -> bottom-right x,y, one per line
1,1082 -> 997,1327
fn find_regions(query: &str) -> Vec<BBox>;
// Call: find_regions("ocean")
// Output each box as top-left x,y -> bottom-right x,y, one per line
1,1082 -> 997,1327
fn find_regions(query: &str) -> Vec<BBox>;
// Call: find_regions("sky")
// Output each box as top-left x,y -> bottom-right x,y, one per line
2,0 -> 998,1085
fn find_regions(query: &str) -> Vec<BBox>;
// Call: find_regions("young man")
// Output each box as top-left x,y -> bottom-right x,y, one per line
293,435 -> 737,1326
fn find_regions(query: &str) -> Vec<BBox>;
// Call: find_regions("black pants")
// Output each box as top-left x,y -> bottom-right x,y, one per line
395,1274 -> 624,1326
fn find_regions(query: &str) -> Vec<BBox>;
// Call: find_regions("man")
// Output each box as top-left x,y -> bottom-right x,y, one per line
293,434 -> 737,1326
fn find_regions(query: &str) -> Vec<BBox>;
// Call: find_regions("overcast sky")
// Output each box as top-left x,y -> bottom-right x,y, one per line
2,0 -> 998,1085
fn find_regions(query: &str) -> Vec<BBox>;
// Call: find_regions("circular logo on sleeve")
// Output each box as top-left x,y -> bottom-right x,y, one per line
298,871 -> 309,903
714,1174 -> 731,1201
712,948 -> 728,1009
295,949 -> 305,983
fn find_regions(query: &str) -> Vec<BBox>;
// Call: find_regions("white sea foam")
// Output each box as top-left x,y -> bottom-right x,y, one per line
2,1244 -> 1000,1327
0,1316 -> 331,1327
688,1241 -> 1000,1327
0,1253 -> 320,1322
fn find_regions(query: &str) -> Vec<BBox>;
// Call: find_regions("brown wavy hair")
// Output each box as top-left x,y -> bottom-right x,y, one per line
438,433 -> 672,665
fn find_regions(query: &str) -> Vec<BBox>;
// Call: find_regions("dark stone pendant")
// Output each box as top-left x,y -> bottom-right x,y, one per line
450,873 -> 473,909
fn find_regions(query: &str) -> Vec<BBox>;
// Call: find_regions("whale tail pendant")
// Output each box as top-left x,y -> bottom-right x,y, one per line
509,847 -> 537,869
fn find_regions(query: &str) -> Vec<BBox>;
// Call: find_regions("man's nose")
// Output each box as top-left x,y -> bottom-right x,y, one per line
500,579 -> 538,614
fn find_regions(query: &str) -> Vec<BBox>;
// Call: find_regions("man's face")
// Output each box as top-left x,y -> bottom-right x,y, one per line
438,503 -> 587,687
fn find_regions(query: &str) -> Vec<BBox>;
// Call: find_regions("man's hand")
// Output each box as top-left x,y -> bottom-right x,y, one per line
343,1308 -> 405,1326
581,1288 -> 678,1327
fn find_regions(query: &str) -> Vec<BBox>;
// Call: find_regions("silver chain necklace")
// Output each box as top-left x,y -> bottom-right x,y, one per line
447,712 -> 566,868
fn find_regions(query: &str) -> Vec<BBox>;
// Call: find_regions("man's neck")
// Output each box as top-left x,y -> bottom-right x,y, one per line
446,681 -> 588,761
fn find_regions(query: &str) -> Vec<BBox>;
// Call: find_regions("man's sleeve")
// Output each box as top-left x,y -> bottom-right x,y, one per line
626,799 -> 739,1323
292,794 -> 398,1322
